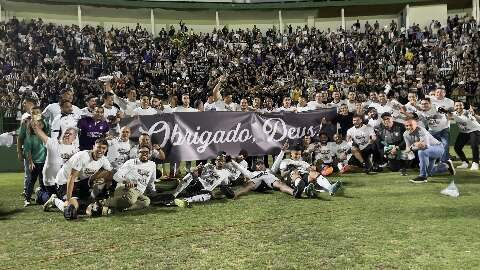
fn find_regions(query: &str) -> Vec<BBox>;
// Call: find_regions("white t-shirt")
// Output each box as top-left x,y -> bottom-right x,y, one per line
417,108 -> 449,133
42,103 -> 81,125
173,106 -> 198,112
452,111 -> 480,133
204,102 -> 217,111
80,107 -> 94,118
331,141 -> 350,161
429,96 -> 454,111
346,124 -> 375,150
103,105 -> 119,118
296,105 -> 311,112
329,100 -> 347,109
113,158 -> 156,194
133,107 -> 157,116
276,106 -> 297,112
198,163 -> 232,191
307,101 -> 327,111
56,150 -> 112,185
346,100 -> 357,112
113,95 -> 140,117
43,138 -> 79,186
279,159 -> 311,175
225,159 -> 248,182
314,142 -> 335,164
51,113 -> 80,140
215,100 -> 239,112
107,138 -> 133,169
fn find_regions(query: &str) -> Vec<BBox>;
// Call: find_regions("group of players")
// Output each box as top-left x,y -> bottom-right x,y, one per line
14,78 -> 480,220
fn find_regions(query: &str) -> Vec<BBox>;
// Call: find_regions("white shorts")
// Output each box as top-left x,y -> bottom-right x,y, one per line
43,163 -> 62,187
249,177 -> 277,190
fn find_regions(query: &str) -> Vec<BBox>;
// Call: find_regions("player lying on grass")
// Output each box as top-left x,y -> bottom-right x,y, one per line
169,153 -> 235,205
230,158 -> 300,199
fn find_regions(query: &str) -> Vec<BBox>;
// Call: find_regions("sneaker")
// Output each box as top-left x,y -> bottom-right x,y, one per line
329,181 -> 343,196
409,176 -> 428,184
293,180 -> 305,198
24,200 -> 31,207
305,183 -> 318,198
446,160 -> 456,175
174,198 -> 191,208
457,161 -> 469,169
471,162 -> 479,171
43,194 -> 57,212
219,185 -> 235,199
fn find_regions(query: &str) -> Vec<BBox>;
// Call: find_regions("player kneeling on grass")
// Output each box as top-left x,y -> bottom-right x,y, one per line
90,145 -> 156,215
170,154 -> 234,205
43,139 -> 113,220
230,159 -> 297,199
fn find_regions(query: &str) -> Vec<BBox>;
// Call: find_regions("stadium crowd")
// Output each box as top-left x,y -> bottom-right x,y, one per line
1,14 -> 480,219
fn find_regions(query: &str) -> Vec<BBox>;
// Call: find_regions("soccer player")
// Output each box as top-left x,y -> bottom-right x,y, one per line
449,102 -> 480,170
346,114 -> 380,173
171,154 -> 234,204
417,97 -> 454,172
230,159 -> 298,199
100,145 -> 156,212
50,100 -> 80,140
30,120 -> 79,206
403,119 -> 452,183
107,126 -> 133,171
44,139 -> 113,219
42,88 -> 81,125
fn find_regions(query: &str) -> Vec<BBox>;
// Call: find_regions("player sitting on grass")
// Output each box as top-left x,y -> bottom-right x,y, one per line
87,145 -> 156,216
43,139 -> 113,220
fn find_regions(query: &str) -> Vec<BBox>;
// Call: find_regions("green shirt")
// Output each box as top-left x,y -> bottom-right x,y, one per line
18,121 -> 49,163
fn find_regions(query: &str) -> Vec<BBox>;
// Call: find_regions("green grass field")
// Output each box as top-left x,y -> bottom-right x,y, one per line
1,161 -> 480,269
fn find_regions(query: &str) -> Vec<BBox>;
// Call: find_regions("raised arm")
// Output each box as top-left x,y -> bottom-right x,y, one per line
270,142 -> 288,174
30,120 -> 49,144
212,75 -> 225,102
231,160 -> 253,179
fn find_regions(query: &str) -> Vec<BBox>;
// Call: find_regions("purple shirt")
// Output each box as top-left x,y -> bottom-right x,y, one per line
77,117 -> 109,150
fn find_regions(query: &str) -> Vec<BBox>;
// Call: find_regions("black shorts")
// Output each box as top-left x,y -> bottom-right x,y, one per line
56,184 -> 67,200
72,178 -> 91,200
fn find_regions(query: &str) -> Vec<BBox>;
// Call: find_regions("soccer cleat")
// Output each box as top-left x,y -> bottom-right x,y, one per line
446,160 -> 456,175
400,169 -> 408,176
43,194 -> 57,212
457,162 -> 469,169
305,183 -> 318,198
329,181 -> 343,196
219,185 -> 235,199
409,176 -> 428,184
471,162 -> 479,171
24,200 -> 30,207
174,198 -> 191,208
293,179 -> 305,198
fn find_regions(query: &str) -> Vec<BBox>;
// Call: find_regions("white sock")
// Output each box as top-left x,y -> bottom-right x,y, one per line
315,175 -> 332,191
54,198 -> 65,211
184,193 -> 211,203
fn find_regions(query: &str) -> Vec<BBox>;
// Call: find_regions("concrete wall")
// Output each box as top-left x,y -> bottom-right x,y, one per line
408,4 -> 448,27
0,1 -> 469,34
